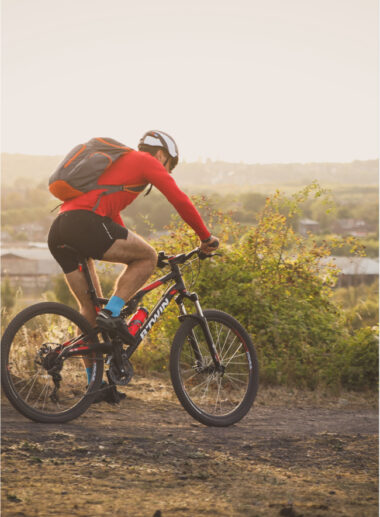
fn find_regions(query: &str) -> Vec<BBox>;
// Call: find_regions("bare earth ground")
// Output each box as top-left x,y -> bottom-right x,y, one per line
1,376 -> 378,517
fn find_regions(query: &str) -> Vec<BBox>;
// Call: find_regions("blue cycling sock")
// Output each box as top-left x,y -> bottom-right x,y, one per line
104,295 -> 125,317
86,365 -> 108,386
86,366 -> 93,384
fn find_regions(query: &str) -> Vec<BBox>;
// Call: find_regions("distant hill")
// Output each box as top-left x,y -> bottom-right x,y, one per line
2,154 -> 63,187
175,159 -> 379,188
1,153 -> 378,188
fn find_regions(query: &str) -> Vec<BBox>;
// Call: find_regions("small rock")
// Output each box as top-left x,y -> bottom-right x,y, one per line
7,494 -> 22,503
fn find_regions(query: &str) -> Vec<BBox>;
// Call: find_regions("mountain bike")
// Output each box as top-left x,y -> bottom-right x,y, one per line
1,247 -> 259,427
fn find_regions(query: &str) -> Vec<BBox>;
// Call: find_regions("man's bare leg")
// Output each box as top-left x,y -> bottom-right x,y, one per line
65,258 -> 103,326
64,232 -> 156,366
101,231 -> 158,302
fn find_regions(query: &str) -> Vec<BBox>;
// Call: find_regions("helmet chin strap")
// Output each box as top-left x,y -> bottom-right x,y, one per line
164,156 -> 171,170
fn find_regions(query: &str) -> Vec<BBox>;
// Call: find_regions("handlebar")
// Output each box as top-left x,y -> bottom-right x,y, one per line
157,247 -> 220,269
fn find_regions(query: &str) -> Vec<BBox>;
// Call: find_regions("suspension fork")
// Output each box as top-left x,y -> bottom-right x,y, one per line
177,293 -> 222,369
177,300 -> 203,364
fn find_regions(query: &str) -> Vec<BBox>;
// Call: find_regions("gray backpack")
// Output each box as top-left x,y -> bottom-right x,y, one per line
49,137 -> 147,208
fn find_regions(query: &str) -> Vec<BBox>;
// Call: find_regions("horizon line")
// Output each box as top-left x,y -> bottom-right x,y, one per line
1,151 -> 379,167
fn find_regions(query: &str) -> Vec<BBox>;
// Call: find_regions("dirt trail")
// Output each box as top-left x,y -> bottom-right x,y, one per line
2,377 -> 378,517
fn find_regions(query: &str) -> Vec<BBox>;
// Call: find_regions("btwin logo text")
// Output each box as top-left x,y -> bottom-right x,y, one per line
140,298 -> 169,338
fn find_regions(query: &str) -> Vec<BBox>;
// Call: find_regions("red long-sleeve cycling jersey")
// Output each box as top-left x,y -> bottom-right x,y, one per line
60,150 -> 211,241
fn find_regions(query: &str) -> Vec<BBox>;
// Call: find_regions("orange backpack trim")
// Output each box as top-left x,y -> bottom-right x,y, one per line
49,180 -> 84,200
95,138 -> 132,150
63,144 -> 86,169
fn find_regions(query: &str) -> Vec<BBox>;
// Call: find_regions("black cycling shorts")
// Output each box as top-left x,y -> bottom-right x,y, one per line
48,210 -> 128,274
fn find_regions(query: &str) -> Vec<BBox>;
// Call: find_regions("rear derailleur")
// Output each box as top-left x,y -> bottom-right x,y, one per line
35,344 -> 63,402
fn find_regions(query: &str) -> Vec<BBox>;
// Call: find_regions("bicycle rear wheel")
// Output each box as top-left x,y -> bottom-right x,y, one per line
1,302 -> 104,423
170,309 -> 259,427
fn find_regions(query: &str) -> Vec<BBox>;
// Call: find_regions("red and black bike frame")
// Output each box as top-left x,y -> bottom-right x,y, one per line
59,249 -> 222,370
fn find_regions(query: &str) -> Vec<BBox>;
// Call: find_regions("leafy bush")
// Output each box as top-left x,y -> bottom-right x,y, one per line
330,327 -> 379,391
143,185 -> 378,390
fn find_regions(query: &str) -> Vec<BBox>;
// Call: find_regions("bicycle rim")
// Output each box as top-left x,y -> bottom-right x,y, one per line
172,310 -> 258,426
2,303 -> 103,422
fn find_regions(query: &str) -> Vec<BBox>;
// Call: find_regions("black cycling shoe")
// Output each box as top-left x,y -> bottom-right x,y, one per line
96,309 -> 137,346
91,381 -> 127,405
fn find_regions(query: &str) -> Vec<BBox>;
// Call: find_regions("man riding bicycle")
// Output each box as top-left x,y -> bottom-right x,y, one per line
48,130 -> 219,400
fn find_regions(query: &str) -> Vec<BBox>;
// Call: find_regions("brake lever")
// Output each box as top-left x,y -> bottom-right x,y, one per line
157,251 -> 169,268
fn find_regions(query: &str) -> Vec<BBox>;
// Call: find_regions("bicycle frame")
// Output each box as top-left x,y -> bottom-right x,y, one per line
59,250 -> 222,369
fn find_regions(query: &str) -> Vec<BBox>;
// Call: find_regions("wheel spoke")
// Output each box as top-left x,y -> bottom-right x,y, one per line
214,377 -> 223,413
223,344 -> 244,366
17,372 -> 40,397
181,370 -> 201,384
33,380 -> 51,409
24,373 -> 40,403
220,336 -> 239,364
187,375 -> 213,394
213,322 -> 224,356
219,329 -> 232,357
223,373 -> 248,386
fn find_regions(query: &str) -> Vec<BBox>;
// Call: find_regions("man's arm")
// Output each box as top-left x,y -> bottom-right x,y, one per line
141,155 -> 212,241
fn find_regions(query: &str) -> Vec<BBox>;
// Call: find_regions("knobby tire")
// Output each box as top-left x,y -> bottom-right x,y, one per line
170,309 -> 259,427
1,302 -> 104,423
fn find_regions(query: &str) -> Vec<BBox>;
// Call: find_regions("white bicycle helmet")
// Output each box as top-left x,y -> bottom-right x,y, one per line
138,130 -> 179,170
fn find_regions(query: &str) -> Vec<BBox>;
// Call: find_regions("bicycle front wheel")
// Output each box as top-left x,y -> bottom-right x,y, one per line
1,302 -> 104,423
170,309 -> 259,427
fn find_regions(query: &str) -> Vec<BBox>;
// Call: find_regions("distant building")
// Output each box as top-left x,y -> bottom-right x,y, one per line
333,219 -> 370,237
299,218 -> 320,236
1,245 -> 61,292
319,256 -> 379,287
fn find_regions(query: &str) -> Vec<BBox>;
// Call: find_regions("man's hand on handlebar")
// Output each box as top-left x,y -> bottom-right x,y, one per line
200,235 -> 220,254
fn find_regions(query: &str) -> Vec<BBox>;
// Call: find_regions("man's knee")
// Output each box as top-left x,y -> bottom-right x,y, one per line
103,232 -> 157,266
145,246 -> 158,271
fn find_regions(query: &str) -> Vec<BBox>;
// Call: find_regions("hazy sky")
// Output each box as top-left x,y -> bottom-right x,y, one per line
1,0 -> 378,163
